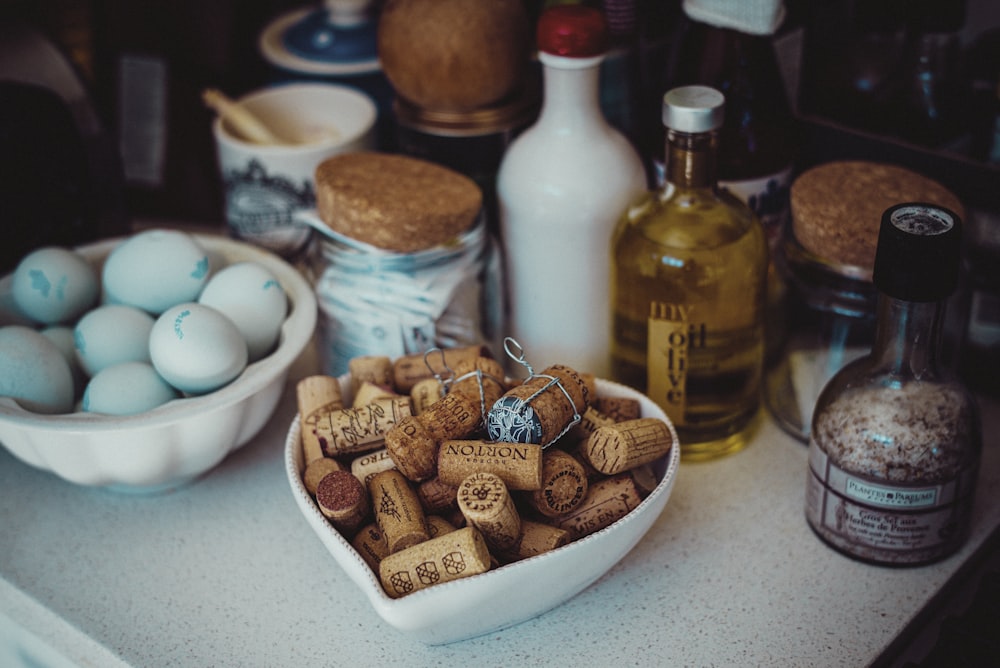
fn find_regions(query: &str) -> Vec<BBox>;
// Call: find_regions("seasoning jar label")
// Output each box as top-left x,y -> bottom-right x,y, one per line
805,442 -> 978,562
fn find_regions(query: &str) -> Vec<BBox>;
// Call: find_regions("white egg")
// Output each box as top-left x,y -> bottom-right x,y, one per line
0,325 -> 75,414
198,261 -> 288,362
41,325 -> 86,396
101,229 -> 211,314
149,303 -> 248,395
73,304 -> 155,377
11,247 -> 99,324
81,362 -> 178,416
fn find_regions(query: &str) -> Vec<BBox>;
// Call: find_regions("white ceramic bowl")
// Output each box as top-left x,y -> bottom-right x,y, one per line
0,234 -> 317,493
285,377 -> 681,644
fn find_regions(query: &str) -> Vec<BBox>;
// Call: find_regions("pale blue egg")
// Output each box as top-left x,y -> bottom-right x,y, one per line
101,230 -> 210,314
149,303 -> 248,395
198,262 -> 288,362
0,325 -> 75,414
73,304 -> 155,377
81,362 -> 178,416
41,325 -> 87,397
11,247 -> 99,324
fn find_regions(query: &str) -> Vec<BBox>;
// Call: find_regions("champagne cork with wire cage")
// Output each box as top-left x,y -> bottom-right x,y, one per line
486,363 -> 591,447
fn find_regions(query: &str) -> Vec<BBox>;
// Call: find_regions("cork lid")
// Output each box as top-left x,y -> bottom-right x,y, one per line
314,152 -> 482,253
790,161 -> 964,272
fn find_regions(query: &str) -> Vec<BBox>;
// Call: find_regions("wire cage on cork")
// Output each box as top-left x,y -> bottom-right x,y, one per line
485,338 -> 591,447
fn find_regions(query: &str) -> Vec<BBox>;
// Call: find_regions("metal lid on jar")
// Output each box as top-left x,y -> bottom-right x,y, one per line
661,85 -> 725,133
536,5 -> 609,57
874,203 -> 963,302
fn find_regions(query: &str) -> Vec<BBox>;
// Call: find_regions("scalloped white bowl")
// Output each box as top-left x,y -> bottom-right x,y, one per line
286,377 -> 681,644
0,234 -> 317,492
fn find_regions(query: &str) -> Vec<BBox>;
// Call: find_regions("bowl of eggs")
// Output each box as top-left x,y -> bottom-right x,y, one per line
0,229 -> 317,492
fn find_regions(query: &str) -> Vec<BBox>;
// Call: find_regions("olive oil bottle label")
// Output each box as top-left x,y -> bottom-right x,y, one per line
647,303 -> 706,425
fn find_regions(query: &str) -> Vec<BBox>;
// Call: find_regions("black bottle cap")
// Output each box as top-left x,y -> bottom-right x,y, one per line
873,203 -> 963,302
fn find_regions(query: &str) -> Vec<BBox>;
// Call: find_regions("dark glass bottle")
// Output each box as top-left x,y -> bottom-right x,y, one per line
893,0 -> 969,149
651,3 -> 796,249
805,203 -> 982,566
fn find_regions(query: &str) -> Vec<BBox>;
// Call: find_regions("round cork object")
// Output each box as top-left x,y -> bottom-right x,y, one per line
790,161 -> 964,271
377,0 -> 532,112
314,152 -> 482,253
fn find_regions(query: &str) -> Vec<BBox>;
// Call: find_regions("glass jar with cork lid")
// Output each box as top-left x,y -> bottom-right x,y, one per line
301,152 -> 504,376
764,160 -> 966,442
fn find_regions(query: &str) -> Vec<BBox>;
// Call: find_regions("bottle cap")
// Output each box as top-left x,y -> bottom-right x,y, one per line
536,5 -> 609,57
662,85 -> 725,133
873,203 -> 963,302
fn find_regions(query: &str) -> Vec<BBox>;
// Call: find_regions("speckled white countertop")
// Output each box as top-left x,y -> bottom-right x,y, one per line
2,343 -> 998,668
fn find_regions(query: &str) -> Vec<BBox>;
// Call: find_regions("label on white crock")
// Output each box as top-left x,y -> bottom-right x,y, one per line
805,439 -> 976,556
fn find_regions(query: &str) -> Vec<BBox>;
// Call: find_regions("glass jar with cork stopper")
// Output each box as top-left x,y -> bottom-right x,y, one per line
764,160 -> 966,443
804,202 -> 982,566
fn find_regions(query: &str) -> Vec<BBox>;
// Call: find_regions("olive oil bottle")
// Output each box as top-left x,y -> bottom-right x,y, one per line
611,86 -> 768,460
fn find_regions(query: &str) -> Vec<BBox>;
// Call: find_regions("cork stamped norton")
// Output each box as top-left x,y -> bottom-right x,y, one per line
284,376 -> 682,645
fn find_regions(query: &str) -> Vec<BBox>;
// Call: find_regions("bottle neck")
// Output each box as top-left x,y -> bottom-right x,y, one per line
538,54 -> 605,132
869,295 -> 946,381
663,128 -> 718,189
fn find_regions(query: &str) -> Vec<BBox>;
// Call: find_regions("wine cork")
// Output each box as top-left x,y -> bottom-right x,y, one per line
595,397 -> 641,423
582,417 -> 676,475
528,449 -> 589,517
437,440 -> 543,491
486,364 -> 590,446
351,523 -> 389,572
425,514 -> 457,538
551,473 -> 645,540
302,456 -> 345,496
384,389 -> 484,482
574,406 -> 617,437
378,526 -> 491,598
392,345 -> 491,393
497,519 -> 571,562
297,375 -> 344,465
311,396 -> 412,458
456,472 -> 521,551
350,448 -> 396,486
450,356 -> 506,408
410,377 -> 445,415
630,464 -> 661,496
417,476 -> 459,514
369,469 -> 430,553
352,381 -> 399,409
348,355 -> 393,396
316,471 -> 370,534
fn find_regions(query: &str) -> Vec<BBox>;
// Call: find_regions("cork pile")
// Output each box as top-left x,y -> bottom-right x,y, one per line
295,347 -> 676,599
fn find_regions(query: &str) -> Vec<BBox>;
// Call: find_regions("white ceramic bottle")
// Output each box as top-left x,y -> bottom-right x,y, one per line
496,4 -> 647,377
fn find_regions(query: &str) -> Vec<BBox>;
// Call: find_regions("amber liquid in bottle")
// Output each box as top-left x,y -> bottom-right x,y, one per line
611,123 -> 767,460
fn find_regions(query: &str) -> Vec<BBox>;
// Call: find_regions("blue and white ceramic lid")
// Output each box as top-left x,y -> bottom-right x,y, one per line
259,1 -> 380,77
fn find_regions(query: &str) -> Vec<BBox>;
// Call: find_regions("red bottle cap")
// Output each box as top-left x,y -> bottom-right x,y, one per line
536,5 -> 609,58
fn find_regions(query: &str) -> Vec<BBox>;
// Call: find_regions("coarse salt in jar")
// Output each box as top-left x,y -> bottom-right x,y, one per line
764,160 -> 965,442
